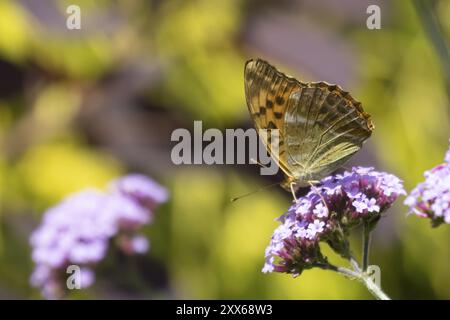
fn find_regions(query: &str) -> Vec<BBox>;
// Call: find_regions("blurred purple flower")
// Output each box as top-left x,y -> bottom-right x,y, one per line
263,167 -> 405,276
30,174 -> 168,299
405,142 -> 450,227
79,268 -> 96,288
129,235 -> 150,254
111,174 -> 169,211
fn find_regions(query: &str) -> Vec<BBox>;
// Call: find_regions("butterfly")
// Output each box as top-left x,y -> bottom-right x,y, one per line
244,58 -> 374,197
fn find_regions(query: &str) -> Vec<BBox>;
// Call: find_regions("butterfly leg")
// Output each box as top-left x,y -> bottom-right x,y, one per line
290,182 -> 298,202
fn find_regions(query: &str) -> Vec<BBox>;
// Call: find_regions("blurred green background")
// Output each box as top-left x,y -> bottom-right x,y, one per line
0,0 -> 449,299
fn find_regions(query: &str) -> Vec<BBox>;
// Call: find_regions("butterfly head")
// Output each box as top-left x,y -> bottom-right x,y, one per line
280,175 -> 310,192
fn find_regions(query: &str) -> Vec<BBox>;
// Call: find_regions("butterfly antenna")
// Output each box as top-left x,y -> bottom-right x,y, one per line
230,181 -> 280,202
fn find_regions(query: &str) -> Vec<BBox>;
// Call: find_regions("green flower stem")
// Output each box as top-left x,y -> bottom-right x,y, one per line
362,222 -> 371,272
350,254 -> 361,273
318,262 -> 390,300
360,274 -> 390,300
315,263 -> 360,279
413,0 -> 450,97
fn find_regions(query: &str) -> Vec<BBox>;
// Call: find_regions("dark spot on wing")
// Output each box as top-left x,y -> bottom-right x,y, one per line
274,112 -> 283,119
337,102 -> 350,114
275,96 -> 285,105
325,93 -> 338,106
266,99 -> 273,108
268,121 -> 277,129
259,107 -> 266,115
319,105 -> 329,114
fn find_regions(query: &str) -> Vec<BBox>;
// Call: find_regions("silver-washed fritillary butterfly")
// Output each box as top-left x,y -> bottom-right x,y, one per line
244,58 -> 374,196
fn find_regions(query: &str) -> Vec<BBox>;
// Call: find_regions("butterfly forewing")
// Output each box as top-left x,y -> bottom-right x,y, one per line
244,59 -> 306,176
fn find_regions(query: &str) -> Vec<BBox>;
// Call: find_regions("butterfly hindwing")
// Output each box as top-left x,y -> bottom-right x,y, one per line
284,82 -> 373,181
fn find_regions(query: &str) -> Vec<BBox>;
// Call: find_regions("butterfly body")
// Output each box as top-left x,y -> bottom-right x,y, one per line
244,59 -> 374,192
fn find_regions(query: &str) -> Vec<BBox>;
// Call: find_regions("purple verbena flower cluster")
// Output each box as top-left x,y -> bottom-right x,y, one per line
30,174 -> 168,299
263,167 -> 406,276
405,142 -> 450,227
